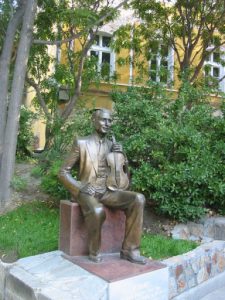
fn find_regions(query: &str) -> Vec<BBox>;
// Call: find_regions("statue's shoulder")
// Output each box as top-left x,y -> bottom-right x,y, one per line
73,135 -> 92,145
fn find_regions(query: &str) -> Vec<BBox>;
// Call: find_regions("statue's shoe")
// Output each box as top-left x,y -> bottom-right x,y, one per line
120,249 -> 147,265
89,254 -> 102,263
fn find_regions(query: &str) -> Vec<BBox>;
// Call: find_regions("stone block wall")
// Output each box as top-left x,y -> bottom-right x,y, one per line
163,241 -> 225,299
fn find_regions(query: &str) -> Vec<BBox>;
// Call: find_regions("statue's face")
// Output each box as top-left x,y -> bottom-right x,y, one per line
93,110 -> 112,135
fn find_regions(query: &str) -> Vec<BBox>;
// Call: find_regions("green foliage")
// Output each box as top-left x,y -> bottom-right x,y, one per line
10,176 -> 27,192
39,108 -> 91,199
141,233 -> 197,260
112,83 -> 225,221
43,108 -> 92,162
16,105 -> 37,159
40,160 -> 69,200
113,0 -> 225,84
31,166 -> 44,178
0,201 -> 59,258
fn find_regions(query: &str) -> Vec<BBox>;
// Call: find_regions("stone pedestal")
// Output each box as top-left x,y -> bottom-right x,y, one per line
65,253 -> 168,300
59,200 -> 126,256
2,251 -> 169,300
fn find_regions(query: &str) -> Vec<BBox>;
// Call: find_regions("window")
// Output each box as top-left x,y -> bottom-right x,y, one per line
149,45 -> 174,85
204,48 -> 225,92
89,34 -> 115,79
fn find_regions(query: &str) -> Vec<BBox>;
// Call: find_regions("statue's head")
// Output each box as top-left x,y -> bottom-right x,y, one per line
92,108 -> 112,136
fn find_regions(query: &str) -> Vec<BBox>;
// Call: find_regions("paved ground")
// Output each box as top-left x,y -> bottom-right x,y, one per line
200,286 -> 225,300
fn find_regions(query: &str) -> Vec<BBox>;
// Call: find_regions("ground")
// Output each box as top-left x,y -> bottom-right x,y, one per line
1,162 -> 175,237
0,162 -> 51,214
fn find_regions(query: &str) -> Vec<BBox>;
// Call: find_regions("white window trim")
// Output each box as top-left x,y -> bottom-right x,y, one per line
149,45 -> 174,85
88,33 -> 116,76
204,46 -> 225,92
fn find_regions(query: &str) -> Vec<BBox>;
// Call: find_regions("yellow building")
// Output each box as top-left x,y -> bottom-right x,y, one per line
27,8 -> 224,149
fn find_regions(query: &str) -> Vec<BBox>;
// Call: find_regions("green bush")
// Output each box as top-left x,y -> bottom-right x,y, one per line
112,83 -> 225,221
17,105 -> 37,159
39,108 -> 92,200
41,160 -> 69,200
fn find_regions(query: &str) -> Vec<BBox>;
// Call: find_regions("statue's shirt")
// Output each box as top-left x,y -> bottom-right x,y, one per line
92,137 -> 108,194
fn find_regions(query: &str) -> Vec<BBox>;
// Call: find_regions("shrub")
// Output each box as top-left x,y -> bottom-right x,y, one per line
41,160 -> 69,200
112,83 -> 225,221
17,105 -> 37,159
38,108 -> 91,200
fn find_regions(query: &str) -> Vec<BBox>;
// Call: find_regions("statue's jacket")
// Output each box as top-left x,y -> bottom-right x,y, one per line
58,134 -> 113,198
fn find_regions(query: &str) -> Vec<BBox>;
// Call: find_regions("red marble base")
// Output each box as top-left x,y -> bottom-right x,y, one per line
59,200 -> 126,256
63,253 -> 166,283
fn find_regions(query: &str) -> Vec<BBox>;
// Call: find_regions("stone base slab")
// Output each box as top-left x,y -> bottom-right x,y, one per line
59,200 -> 126,256
1,251 -> 168,300
63,253 -> 166,282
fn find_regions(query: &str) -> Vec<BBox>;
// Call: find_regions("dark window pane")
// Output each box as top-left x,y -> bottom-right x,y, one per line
150,71 -> 157,81
90,50 -> 99,58
160,45 -> 168,57
102,52 -> 110,63
93,35 -> 99,45
150,59 -> 157,71
160,61 -> 168,83
205,54 -> 211,62
213,52 -> 220,63
213,67 -> 220,77
102,36 -> 111,47
150,59 -> 157,81
101,52 -> 111,78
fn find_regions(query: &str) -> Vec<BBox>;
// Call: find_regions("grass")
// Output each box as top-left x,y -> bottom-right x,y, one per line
10,176 -> 27,191
0,201 -> 59,258
0,201 -> 198,260
141,233 -> 198,260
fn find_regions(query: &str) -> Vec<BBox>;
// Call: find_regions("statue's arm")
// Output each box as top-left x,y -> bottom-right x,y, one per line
58,139 -> 82,197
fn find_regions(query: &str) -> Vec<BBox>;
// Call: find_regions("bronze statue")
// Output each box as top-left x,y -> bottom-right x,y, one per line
59,108 -> 146,264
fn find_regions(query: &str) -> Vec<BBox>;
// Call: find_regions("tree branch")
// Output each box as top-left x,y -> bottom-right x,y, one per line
61,31 -> 96,120
26,76 -> 51,120
33,0 -> 129,46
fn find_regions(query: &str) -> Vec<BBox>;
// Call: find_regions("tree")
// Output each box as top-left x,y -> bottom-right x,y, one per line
114,0 -> 225,84
0,0 -> 37,207
0,0 -> 128,208
0,0 -> 26,163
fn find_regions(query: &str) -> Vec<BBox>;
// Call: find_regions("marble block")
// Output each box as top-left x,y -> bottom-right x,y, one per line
59,200 -> 126,256
2,251 -> 169,300
64,253 -> 169,300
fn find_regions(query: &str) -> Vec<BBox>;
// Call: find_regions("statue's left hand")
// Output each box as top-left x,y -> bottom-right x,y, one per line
112,143 -> 123,152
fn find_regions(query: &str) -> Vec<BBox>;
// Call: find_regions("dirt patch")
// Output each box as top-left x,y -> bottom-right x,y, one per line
0,162 -> 53,215
143,204 -> 176,236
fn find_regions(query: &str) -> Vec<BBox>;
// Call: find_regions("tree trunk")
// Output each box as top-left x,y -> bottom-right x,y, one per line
0,0 -> 37,208
0,1 -> 26,164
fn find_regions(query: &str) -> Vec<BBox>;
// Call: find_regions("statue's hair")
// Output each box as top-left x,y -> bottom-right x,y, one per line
91,108 -> 112,120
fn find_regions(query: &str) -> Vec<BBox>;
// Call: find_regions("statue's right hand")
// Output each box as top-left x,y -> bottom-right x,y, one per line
80,183 -> 95,196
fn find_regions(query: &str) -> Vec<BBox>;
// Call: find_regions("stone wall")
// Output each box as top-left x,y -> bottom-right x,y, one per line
163,240 -> 225,299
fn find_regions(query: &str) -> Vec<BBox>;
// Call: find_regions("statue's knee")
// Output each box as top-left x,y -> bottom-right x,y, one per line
93,206 -> 106,223
135,193 -> 145,207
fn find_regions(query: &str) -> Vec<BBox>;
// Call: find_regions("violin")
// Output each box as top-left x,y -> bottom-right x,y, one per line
106,135 -> 129,191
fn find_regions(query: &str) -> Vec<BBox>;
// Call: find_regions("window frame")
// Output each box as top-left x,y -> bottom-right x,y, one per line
148,44 -> 174,86
204,46 -> 225,92
89,33 -> 116,77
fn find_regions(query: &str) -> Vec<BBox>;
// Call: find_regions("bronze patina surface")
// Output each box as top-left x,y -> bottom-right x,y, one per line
59,108 -> 146,264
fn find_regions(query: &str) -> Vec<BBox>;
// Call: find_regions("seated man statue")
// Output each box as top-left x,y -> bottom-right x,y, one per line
58,108 -> 146,264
